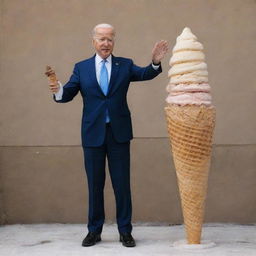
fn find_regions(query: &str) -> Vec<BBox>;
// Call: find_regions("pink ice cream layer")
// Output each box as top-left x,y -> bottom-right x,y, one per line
166,92 -> 212,106
166,83 -> 211,93
165,83 -> 212,106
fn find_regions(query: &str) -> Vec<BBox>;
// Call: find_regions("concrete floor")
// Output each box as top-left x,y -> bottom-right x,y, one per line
0,223 -> 255,256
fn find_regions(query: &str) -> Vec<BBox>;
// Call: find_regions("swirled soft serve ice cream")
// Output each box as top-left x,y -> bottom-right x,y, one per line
166,27 -> 211,106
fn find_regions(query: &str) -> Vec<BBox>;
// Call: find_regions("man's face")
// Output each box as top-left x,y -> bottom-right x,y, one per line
93,27 -> 115,59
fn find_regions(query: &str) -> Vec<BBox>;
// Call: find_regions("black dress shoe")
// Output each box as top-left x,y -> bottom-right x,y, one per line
82,232 -> 101,247
120,233 -> 136,247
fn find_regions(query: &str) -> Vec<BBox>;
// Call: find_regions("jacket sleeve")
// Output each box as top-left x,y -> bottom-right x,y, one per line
54,64 -> 80,103
130,61 -> 162,82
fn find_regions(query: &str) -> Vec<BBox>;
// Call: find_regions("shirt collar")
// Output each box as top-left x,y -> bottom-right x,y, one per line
95,54 -> 112,65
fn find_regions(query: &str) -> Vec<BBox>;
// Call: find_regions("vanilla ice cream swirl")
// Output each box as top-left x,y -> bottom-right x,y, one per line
166,27 -> 212,106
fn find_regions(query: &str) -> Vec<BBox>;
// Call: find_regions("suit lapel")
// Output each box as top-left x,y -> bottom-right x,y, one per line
107,55 -> 120,96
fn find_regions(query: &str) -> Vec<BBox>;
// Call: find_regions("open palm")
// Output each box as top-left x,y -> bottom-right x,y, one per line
152,40 -> 169,64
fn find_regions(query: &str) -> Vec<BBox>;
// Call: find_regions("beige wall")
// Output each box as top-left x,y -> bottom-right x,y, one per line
0,0 -> 256,224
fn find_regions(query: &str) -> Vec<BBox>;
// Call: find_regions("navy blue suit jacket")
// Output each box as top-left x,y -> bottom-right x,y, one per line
55,55 -> 162,147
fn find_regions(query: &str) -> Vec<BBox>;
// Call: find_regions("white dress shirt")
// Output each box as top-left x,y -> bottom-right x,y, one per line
54,54 -> 160,100
95,54 -> 112,84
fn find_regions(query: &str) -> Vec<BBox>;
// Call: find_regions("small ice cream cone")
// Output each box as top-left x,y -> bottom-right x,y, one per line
165,28 -> 216,244
45,65 -> 58,84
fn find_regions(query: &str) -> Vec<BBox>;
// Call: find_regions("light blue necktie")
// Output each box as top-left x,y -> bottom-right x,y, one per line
100,59 -> 110,123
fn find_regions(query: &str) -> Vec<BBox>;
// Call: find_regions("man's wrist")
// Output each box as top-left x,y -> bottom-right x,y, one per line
152,60 -> 160,66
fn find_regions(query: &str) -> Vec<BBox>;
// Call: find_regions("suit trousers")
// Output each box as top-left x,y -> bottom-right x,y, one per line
83,123 -> 132,234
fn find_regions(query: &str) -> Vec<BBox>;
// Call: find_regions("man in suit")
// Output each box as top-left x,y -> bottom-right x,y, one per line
49,23 -> 168,247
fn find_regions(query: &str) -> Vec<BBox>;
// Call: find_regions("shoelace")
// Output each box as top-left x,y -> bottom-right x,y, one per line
87,232 -> 97,239
122,233 -> 133,241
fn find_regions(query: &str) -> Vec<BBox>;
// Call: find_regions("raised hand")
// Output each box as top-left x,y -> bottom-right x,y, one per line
152,40 -> 169,65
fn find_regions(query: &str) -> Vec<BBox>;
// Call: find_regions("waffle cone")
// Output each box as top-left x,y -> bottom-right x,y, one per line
165,104 -> 216,244
45,65 -> 58,84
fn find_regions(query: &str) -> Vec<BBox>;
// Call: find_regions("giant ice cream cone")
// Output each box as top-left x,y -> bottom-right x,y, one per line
165,28 -> 216,244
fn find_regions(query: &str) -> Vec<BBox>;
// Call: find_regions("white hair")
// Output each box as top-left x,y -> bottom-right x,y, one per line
92,23 -> 115,38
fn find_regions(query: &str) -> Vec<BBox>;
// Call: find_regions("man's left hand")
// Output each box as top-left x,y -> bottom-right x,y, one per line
152,40 -> 169,65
